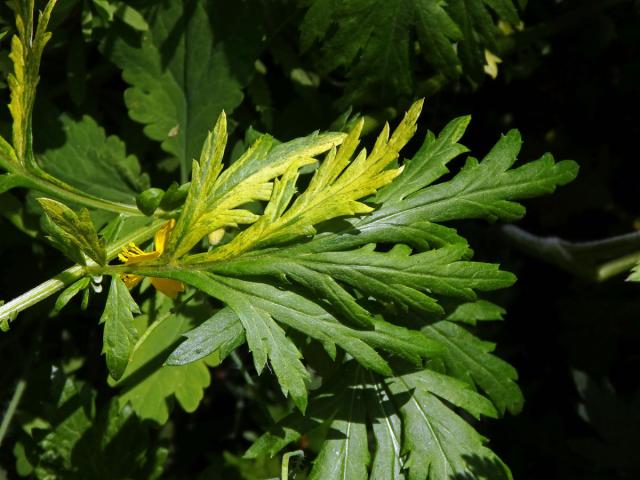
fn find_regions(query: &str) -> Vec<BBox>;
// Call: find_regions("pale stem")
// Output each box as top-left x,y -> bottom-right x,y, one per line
0,220 -> 164,326
0,378 -> 27,448
281,450 -> 304,480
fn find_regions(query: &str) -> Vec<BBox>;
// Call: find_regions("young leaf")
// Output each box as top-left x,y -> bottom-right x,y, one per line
99,276 -> 141,380
7,0 -> 57,168
165,111 -> 345,259
102,0 -> 267,181
38,197 -> 106,265
184,100 -> 423,263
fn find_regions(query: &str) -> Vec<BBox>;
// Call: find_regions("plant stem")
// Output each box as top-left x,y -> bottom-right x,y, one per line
281,450 -> 304,480
597,250 -> 640,281
501,224 -> 640,281
0,220 -> 164,327
23,174 -> 145,216
0,378 -> 26,448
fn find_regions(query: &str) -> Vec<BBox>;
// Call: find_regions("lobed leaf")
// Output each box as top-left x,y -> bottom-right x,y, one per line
423,320 -> 524,415
298,0 -> 522,104
14,368 -> 166,479
7,0 -> 57,168
102,0 -> 267,182
248,362 -> 509,480
38,115 -> 149,205
166,111 -> 345,259
109,297 -> 213,424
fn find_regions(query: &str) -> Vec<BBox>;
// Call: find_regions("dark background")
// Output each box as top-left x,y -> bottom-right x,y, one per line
1,0 -> 639,478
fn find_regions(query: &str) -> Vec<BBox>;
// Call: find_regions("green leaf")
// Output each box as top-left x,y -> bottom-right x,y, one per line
119,102 -> 575,415
102,0 -> 267,181
446,300 -> 506,325
163,272 -> 311,412
38,197 -> 107,265
448,0 -> 520,81
375,115 -> 471,204
354,130 -> 578,241
13,369 -> 166,479
167,307 -> 245,366
386,369 -> 511,480
38,114 -> 149,205
114,3 -> 149,31
298,0 -> 521,104
99,276 -> 141,380
110,296 -> 213,424
247,362 -> 509,480
208,243 -> 515,324
150,270 -> 444,376
52,276 -> 91,315
423,321 -> 524,415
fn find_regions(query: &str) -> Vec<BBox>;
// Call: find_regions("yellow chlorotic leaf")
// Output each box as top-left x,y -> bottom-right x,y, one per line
7,0 -> 57,167
187,99 -> 424,263
166,111 -> 346,259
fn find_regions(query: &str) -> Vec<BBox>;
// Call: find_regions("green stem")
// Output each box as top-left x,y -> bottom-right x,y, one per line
0,219 -> 164,327
281,450 -> 304,480
0,378 -> 27,448
501,225 -> 640,282
1,151 -> 171,218
597,250 -> 640,282
21,172 -> 145,216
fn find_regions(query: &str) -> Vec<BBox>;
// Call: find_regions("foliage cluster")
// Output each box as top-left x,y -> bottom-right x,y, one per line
1,0 -> 637,479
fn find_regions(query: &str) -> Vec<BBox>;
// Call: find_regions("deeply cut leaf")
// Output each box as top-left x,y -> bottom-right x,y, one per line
247,362 -> 510,480
103,0 -> 267,181
299,0 -> 521,104
109,296 -> 213,424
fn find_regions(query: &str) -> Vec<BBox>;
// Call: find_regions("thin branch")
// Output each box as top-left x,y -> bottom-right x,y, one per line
501,224 -> 640,281
0,378 -> 27,448
0,219 -> 165,328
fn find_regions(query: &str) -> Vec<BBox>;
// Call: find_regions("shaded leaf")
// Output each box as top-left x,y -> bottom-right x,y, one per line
102,0 -> 267,181
110,297 -> 213,424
